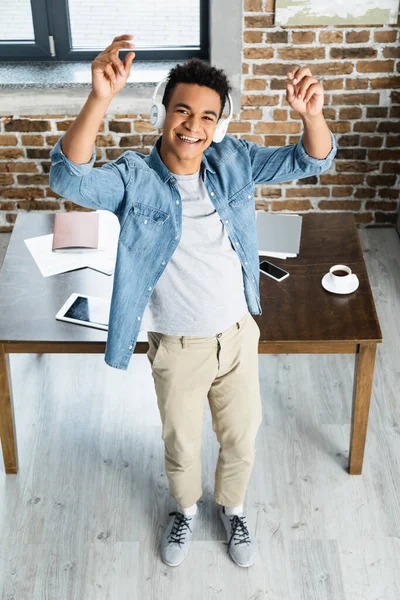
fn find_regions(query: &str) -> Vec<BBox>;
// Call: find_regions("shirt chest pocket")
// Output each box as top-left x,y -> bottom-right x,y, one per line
228,182 -> 254,208
119,202 -> 170,251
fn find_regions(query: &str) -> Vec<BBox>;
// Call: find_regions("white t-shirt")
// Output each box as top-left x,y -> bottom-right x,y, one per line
140,166 -> 248,335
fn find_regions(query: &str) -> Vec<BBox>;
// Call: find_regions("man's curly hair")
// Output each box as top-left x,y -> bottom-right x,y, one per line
162,58 -> 232,120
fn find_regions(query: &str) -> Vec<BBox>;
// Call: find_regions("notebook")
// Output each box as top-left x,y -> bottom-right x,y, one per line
256,212 -> 302,258
52,212 -> 99,251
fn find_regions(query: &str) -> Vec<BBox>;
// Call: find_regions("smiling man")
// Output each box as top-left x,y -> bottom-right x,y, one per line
50,34 -> 336,569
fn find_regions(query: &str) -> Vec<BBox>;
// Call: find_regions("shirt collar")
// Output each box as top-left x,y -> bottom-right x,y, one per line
148,135 -> 216,183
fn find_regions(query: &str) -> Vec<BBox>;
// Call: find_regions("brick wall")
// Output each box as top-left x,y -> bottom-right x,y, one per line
1,1 -> 399,231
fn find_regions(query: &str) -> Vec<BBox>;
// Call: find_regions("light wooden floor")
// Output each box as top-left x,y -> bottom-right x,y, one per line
0,227 -> 399,600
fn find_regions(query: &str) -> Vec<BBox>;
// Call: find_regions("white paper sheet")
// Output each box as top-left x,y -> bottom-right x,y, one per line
24,210 -> 120,277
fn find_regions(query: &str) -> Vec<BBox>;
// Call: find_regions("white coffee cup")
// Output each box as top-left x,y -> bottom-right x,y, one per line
329,264 -> 357,291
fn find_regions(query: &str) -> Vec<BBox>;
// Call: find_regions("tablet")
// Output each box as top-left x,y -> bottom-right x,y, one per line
55,293 -> 110,331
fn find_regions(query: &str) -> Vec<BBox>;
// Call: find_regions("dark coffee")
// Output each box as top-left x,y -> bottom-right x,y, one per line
332,270 -> 349,277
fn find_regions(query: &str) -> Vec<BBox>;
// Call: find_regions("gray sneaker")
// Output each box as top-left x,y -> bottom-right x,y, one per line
219,505 -> 256,567
161,510 -> 197,567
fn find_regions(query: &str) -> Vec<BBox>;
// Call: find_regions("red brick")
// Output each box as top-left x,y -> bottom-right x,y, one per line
4,119 -> 50,132
244,78 -> 267,90
0,162 -> 38,173
323,79 -> 344,91
244,48 -> 274,60
354,213 -> 373,224
286,187 -> 329,198
255,122 -> 301,133
378,188 -> 399,199
374,31 -> 397,43
366,175 -> 396,186
260,187 -> 282,198
356,61 -> 394,73
354,121 -> 378,132
366,200 -> 398,211
386,135 -> 400,147
332,186 -> 354,197
244,31 -> 263,43
278,47 -> 325,61
119,136 -> 141,147
360,136 -> 383,148
240,109 -> 263,120
374,212 -> 398,224
273,109 -> 288,121
0,175 -> 13,185
336,161 -> 379,173
339,107 -> 362,119
390,106 -> 400,118
319,200 -> 361,210
312,63 -> 353,76
264,136 -> 287,146
0,187 -> 44,199
354,187 -> 375,198
17,175 -> 48,185
371,77 -> 400,89
0,148 -> 24,159
368,149 -> 400,161
26,149 -> 50,159
366,107 -> 388,118
95,134 -> 116,147
271,200 -> 313,211
330,47 -> 377,59
346,31 -> 370,43
253,64 -> 289,76
244,16 -> 274,28
244,0 -> 262,10
17,200 -> 60,211
332,93 -> 380,105
109,121 -> 131,133
329,122 -> 351,133
382,162 -> 400,174
383,47 -> 400,59
378,122 -> 400,133
227,122 -> 252,133
266,31 -> 288,44
0,135 -> 18,146
345,78 -> 369,90
240,134 -> 264,144
21,135 -> 44,146
133,121 -> 154,132
292,32 -> 316,44
320,174 -> 365,185
319,32 -> 343,44
338,135 -> 360,146
241,95 -> 280,107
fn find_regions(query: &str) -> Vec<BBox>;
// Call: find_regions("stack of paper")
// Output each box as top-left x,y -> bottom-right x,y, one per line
256,212 -> 302,259
24,210 -> 120,277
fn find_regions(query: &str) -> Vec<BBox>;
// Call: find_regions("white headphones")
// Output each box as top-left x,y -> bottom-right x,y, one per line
150,77 -> 233,143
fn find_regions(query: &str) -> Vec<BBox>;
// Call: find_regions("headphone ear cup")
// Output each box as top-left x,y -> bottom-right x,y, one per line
150,102 -> 166,129
213,117 -> 229,143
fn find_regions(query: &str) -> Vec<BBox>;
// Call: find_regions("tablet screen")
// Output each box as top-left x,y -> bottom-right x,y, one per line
64,295 -> 110,328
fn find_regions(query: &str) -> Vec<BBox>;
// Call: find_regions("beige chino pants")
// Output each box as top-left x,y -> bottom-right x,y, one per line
146,311 -> 262,508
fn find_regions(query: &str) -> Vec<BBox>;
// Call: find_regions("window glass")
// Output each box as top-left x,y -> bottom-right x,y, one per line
0,0 -> 35,41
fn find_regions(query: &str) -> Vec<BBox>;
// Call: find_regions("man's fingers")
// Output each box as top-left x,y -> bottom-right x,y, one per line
304,82 -> 323,104
286,82 -> 296,103
109,55 -> 125,77
295,76 -> 319,99
123,51 -> 136,73
104,63 -> 117,84
288,66 -> 312,85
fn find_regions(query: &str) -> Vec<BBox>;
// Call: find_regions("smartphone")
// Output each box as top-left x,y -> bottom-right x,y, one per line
259,260 -> 289,282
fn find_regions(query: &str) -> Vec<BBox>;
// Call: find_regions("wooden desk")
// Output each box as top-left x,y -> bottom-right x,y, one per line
0,213 -> 382,475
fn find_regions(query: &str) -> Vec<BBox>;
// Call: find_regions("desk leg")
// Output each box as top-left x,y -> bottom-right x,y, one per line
0,345 -> 19,474
349,342 -> 377,475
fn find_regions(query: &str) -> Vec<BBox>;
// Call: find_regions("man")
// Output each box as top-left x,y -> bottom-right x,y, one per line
50,34 -> 336,568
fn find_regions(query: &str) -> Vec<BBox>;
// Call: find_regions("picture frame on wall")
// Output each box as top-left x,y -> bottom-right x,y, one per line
275,0 -> 400,26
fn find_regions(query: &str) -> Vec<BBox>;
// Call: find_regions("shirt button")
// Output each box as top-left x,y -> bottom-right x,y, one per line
144,219 -> 148,224
245,261 -> 248,265
248,194 -> 252,199
225,220 -> 228,224
252,278 -> 255,282
236,242 -> 239,246
176,200 -> 180,204
128,345 -> 133,350
162,261 -> 166,265
137,316 -> 141,320
210,192 -> 215,196
148,287 -> 152,291
175,235 -> 179,240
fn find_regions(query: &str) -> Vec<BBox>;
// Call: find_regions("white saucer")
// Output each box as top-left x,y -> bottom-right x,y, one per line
321,273 -> 359,294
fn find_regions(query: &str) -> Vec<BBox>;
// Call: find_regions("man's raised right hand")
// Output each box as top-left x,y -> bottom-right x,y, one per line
91,34 -> 136,100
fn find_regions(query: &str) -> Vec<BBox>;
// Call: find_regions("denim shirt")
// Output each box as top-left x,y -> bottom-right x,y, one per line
49,131 -> 336,370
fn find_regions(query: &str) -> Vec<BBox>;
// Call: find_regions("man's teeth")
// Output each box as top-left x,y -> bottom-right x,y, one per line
178,134 -> 200,143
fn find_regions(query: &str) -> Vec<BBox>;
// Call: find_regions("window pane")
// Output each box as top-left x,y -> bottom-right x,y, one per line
67,0 -> 200,49
0,0 -> 34,41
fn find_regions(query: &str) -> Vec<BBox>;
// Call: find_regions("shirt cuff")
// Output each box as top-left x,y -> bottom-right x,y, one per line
50,135 -> 96,176
296,130 -> 337,166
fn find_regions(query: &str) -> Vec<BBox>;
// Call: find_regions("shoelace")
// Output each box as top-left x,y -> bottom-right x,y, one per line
167,511 -> 193,547
227,514 -> 251,549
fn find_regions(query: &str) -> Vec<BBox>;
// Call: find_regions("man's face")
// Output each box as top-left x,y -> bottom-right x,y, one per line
161,83 -> 222,159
